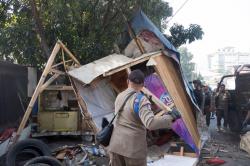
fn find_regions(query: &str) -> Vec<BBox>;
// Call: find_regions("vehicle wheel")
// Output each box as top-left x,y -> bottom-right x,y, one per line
229,111 -> 241,132
6,138 -> 51,166
24,156 -> 62,166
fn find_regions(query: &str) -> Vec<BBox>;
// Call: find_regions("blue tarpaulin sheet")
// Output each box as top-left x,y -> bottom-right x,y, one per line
126,10 -> 179,61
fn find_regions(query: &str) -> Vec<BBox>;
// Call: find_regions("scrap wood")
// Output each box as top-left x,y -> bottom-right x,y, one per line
56,150 -> 67,160
55,145 -> 83,160
180,146 -> 184,156
172,152 -> 197,158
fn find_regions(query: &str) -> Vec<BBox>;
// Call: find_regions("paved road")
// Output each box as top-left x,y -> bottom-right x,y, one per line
198,117 -> 250,166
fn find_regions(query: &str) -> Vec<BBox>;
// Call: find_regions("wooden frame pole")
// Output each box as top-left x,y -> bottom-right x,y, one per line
16,42 -> 61,139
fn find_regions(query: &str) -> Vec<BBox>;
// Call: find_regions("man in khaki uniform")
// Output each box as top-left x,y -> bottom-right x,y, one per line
108,69 -> 181,166
215,84 -> 230,131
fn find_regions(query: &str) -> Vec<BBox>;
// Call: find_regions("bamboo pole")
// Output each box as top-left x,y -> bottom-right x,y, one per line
52,59 -> 73,68
16,42 -> 61,139
120,10 -> 145,54
39,73 -> 60,92
61,50 -> 98,133
58,40 -> 81,66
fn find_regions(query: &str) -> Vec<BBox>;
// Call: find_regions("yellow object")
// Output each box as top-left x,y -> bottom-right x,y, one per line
38,111 -> 78,132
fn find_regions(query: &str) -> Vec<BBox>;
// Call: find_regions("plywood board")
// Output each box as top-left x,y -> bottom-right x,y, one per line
153,54 -> 200,149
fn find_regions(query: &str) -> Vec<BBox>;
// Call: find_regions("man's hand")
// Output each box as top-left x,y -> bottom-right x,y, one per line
168,108 -> 181,121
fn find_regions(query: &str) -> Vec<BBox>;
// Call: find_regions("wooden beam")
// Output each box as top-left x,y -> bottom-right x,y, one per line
126,68 -> 131,74
103,52 -> 161,76
153,54 -> 200,149
16,42 -> 61,139
43,85 -> 73,91
58,40 -> 81,66
52,59 -> 73,68
141,87 -> 173,113
39,73 -> 60,92
50,68 -> 65,75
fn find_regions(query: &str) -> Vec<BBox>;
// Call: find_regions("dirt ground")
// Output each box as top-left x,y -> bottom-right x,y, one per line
198,117 -> 250,166
1,118 -> 250,165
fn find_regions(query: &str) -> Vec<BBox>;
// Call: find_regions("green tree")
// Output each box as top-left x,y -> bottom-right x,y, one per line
167,24 -> 204,48
0,0 -> 204,68
179,47 -> 204,82
179,47 -> 195,81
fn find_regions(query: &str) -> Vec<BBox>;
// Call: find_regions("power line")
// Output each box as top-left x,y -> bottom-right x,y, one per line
166,0 -> 191,24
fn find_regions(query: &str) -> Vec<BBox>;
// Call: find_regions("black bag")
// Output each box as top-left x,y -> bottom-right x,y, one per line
96,92 -> 135,147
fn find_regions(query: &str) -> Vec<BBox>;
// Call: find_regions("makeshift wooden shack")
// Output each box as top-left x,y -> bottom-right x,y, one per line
68,50 -> 201,153
15,41 -> 98,139
14,40 -> 200,164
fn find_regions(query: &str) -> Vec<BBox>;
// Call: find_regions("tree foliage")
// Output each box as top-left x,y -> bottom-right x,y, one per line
179,47 -> 204,81
0,0 -> 204,68
179,47 -> 195,81
167,23 -> 204,48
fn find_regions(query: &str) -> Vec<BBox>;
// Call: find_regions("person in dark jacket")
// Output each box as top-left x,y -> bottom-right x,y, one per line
193,80 -> 204,109
203,85 -> 212,127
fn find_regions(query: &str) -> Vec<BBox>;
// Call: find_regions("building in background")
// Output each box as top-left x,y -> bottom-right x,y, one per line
206,47 -> 250,88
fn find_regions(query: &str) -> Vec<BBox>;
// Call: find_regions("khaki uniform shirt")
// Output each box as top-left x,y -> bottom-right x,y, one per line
108,88 -> 173,159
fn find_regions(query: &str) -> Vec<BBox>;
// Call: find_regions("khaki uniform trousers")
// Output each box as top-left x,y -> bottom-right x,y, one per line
109,152 -> 146,166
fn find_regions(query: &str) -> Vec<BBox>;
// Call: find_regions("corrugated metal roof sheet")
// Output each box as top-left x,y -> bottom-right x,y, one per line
68,54 -> 132,84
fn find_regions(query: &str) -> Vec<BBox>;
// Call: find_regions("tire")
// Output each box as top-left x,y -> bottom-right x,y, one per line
6,138 -> 51,166
24,156 -> 62,166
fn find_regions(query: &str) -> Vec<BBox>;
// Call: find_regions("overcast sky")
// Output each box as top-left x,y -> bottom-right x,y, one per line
166,0 -> 250,73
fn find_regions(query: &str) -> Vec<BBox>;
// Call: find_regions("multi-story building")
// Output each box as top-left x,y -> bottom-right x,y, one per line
208,47 -> 250,75
207,47 -> 250,88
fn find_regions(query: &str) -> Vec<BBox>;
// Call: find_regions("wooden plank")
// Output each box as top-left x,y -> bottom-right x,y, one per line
103,52 -> 161,76
172,152 -> 197,158
153,54 -> 200,149
180,146 -> 184,156
44,85 -> 73,91
16,42 -> 61,139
